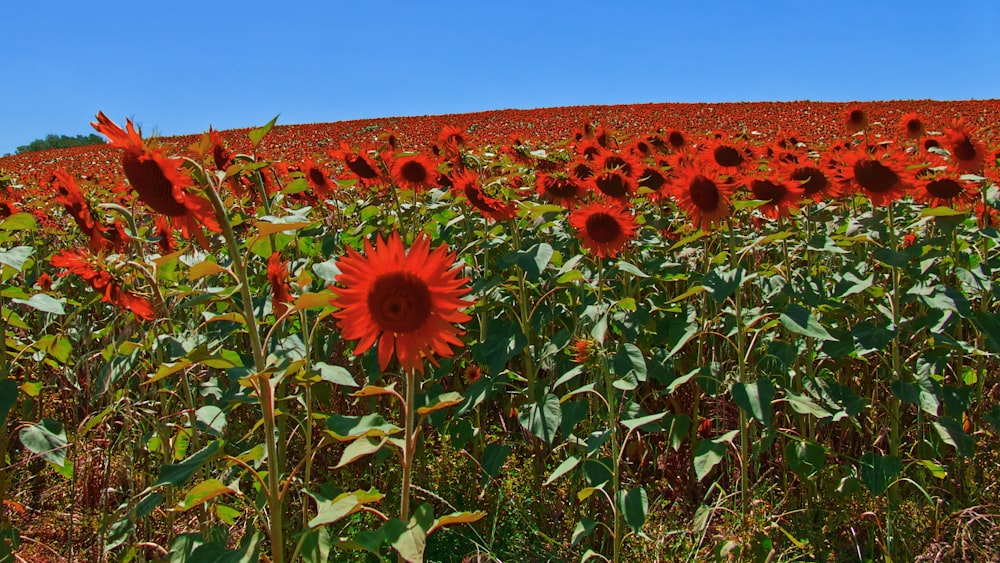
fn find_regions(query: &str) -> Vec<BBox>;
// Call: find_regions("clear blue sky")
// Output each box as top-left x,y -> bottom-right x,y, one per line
2,0 -> 998,156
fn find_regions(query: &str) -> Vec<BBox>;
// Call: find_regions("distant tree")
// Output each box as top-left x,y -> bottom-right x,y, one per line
16,133 -> 106,154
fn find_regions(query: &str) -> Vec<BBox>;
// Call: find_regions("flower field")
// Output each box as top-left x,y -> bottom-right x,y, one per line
2,99 -> 1000,562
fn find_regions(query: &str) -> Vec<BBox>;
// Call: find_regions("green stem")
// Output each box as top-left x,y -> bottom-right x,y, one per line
399,368 -> 417,563
886,203 -> 902,559
726,217 -> 749,516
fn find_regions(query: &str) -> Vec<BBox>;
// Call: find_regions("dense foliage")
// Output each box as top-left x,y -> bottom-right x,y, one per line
1,100 -> 1000,562
13,133 -> 105,155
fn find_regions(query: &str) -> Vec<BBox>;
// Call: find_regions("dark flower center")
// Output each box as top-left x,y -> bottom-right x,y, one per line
545,177 -> 579,198
308,168 -> 328,188
905,119 -> 923,136
791,166 -> 828,196
926,179 -> 962,200
571,163 -> 593,180
689,175 -> 720,211
713,145 -> 744,168
749,179 -> 788,204
667,131 -> 685,149
594,172 -> 630,199
121,153 -> 188,216
853,159 -> 899,193
951,137 -> 977,161
347,155 -> 379,179
924,139 -> 941,150
848,110 -> 866,125
585,212 -> 622,243
368,272 -> 432,334
399,160 -> 429,184
638,168 -> 666,191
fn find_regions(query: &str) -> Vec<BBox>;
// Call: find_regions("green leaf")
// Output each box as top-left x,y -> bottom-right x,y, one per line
32,334 -> 72,364
859,452 -> 902,496
0,246 -> 33,271
932,417 -> 974,457
335,436 -> 388,469
105,492 -> 163,550
19,419 -> 67,467
0,212 -> 37,231
152,440 -> 223,488
473,318 -> 527,376
621,412 -> 666,432
693,429 -> 739,481
299,528 -> 332,563
615,260 -> 649,278
308,488 -> 384,528
782,390 -> 833,420
544,455 -> 581,486
326,413 -> 402,441
780,303 -> 835,341
195,405 -> 226,435
481,443 -> 511,478
416,391 -> 463,416
500,243 -> 553,279
388,503 -> 434,563
428,511 -> 486,535
701,266 -> 743,304
620,487 -> 649,534
312,361 -> 358,387
173,479 -> 237,511
613,343 -> 647,384
571,518 -> 597,546
732,378 -> 775,427
784,439 -> 825,479
249,114 -> 279,147
518,394 -> 562,445
12,293 -> 65,315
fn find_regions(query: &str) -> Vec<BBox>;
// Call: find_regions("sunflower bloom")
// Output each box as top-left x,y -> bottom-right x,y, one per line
51,249 -> 155,321
389,153 -> 439,191
568,201 -> 639,258
330,232 -> 473,374
91,112 -> 220,241
843,104 -> 869,133
670,164 -> 733,230
267,252 -> 294,318
452,171 -> 517,222
747,176 -> 803,219
944,119 -> 988,173
898,112 -> 925,140
836,148 -> 913,206
535,172 -> 582,207
50,169 -> 112,251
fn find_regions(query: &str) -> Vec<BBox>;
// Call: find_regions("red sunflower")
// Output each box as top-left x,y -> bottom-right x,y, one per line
92,112 -> 220,241
50,169 -> 112,251
535,172 -> 583,207
51,248 -> 155,321
330,142 -> 383,187
783,163 -> 837,203
300,155 -> 337,198
568,201 -> 639,258
329,232 -> 473,375
943,119 -> 988,173
898,112 -> 926,140
389,153 -> 440,191
835,147 -> 914,206
913,164 -> 978,209
842,104 -> 869,133
267,252 -> 294,318
452,170 -> 517,222
747,175 -> 803,220
669,163 -> 734,230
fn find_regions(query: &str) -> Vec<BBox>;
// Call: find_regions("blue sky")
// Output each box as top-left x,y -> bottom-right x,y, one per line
2,1 -> 998,156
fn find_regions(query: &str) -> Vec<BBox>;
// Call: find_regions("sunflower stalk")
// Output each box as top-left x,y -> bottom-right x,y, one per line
726,217 -> 751,517
204,177 -> 284,561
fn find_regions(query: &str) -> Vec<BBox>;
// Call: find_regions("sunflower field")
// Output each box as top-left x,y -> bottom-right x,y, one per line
2,100 -> 1000,562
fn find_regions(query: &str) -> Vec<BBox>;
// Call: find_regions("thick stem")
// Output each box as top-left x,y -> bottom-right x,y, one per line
399,368 -> 417,563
